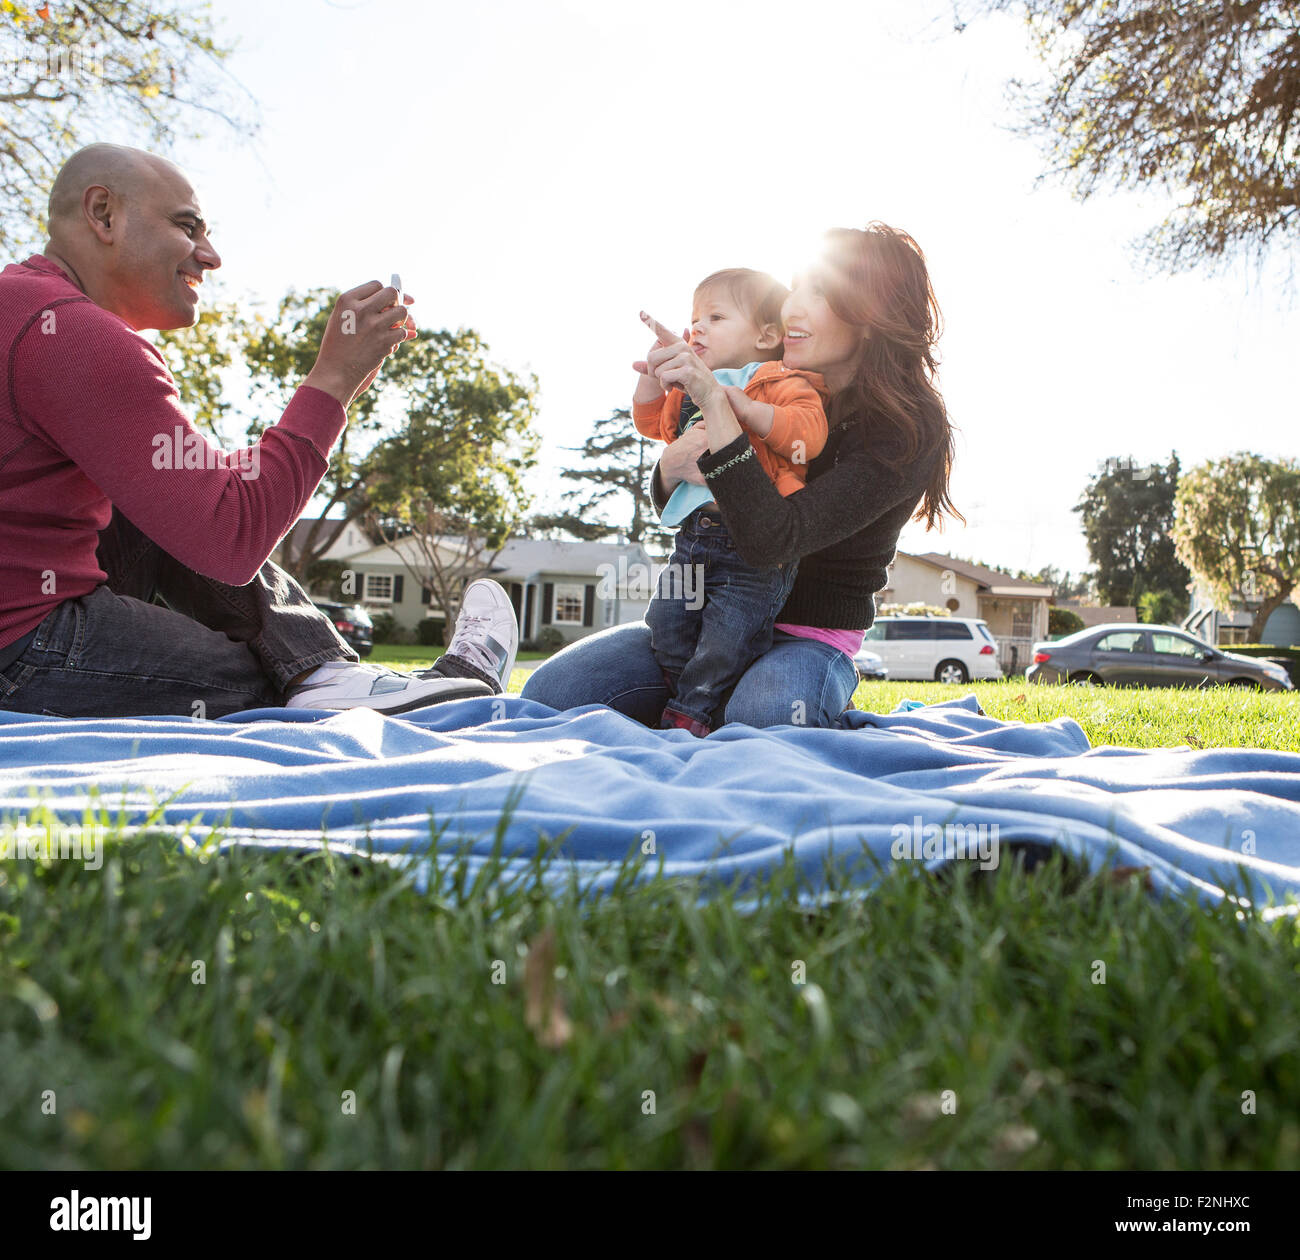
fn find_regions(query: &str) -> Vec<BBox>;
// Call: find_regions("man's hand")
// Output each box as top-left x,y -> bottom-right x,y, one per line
304,280 -> 417,409
638,311 -> 718,406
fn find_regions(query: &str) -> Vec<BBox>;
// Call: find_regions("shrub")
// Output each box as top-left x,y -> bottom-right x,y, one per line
417,618 -> 445,647
877,602 -> 950,617
304,558 -> 349,600
368,611 -> 399,644
1049,607 -> 1085,636
1220,644 -> 1300,687
537,626 -> 566,654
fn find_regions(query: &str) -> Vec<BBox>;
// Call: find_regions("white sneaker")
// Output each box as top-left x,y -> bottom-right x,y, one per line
435,579 -> 519,691
284,660 -> 492,714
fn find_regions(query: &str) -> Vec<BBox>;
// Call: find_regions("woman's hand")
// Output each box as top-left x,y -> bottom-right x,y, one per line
657,424 -> 712,491
639,312 -> 719,406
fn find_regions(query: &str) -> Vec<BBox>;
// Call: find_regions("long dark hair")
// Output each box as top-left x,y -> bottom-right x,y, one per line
819,224 -> 962,530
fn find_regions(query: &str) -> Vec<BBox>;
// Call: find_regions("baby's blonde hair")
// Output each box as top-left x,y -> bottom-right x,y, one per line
693,268 -> 788,362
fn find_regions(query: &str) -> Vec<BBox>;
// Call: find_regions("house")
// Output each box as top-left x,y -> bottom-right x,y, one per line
273,517 -> 661,646
1183,578 -> 1300,648
490,538 -> 661,645
880,552 -> 1053,675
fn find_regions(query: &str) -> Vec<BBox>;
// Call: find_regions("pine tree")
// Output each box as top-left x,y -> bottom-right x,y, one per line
531,409 -> 671,546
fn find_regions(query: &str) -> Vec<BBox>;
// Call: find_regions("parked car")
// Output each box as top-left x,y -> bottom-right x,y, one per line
311,600 -> 374,657
1026,624 -> 1293,690
860,616 -> 1003,683
852,645 -> 888,681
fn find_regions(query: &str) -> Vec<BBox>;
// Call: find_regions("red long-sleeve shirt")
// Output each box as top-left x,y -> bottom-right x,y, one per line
0,255 -> 346,655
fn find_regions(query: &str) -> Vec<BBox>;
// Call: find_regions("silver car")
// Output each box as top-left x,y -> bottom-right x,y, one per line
1026,624 -> 1293,690
852,646 -> 888,681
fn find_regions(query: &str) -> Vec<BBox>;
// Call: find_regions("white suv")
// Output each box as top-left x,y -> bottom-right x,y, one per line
858,616 -> 1003,683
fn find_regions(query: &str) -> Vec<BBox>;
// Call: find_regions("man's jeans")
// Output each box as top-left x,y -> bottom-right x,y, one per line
0,508 -> 478,719
645,509 -> 798,732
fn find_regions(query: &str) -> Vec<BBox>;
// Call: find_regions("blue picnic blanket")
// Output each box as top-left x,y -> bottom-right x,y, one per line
1,695 -> 1298,913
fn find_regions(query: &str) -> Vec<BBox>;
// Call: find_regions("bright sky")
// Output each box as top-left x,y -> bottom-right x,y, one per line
166,0 -> 1296,577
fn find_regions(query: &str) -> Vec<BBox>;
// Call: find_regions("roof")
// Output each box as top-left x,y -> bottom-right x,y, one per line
1058,605 -> 1138,628
491,537 -> 650,578
278,518 -> 654,578
902,552 -> 1053,598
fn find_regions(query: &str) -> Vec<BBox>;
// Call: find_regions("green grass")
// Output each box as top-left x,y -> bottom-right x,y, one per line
848,678 -> 1300,753
1,683 -> 1297,1169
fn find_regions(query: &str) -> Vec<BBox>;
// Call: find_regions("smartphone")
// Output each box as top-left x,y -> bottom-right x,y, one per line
390,273 -> 405,330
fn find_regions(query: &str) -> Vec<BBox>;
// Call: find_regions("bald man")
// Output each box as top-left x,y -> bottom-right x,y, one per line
0,144 -> 518,719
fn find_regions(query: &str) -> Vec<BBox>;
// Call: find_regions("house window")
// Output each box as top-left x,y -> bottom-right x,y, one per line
1012,606 -> 1033,637
364,574 -> 393,603
552,583 -> 585,625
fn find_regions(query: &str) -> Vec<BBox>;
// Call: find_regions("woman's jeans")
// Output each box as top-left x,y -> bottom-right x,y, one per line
521,620 -> 861,730
646,510 -> 797,732
0,508 -> 454,720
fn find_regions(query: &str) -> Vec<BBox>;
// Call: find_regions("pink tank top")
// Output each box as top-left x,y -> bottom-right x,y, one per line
775,623 -> 864,659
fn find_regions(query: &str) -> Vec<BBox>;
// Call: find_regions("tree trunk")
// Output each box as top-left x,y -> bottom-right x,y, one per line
1248,588 -> 1289,642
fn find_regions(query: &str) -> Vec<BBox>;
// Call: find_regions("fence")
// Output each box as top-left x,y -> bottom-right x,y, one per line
997,637 -> 1036,677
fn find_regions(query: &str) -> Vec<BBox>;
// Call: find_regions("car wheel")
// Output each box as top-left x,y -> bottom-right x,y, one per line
935,659 -> 969,684
1068,671 -> 1102,686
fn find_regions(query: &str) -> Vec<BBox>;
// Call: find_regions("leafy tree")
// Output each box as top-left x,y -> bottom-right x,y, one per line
156,295 -> 247,442
1048,606 -> 1085,635
1015,564 -> 1092,601
1137,588 -> 1183,625
962,0 -> 1300,271
183,292 -> 538,598
1075,453 -> 1190,610
358,327 -> 540,625
532,409 -> 671,545
237,288 -> 385,580
1173,452 -> 1300,640
0,0 -> 256,256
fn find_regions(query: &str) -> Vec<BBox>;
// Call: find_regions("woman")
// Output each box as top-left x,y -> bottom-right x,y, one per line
522,223 -> 961,729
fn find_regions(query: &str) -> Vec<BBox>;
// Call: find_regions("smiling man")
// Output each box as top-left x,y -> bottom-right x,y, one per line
0,144 -> 518,719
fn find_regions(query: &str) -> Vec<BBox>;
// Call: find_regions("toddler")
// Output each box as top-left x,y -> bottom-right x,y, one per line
632,268 -> 828,735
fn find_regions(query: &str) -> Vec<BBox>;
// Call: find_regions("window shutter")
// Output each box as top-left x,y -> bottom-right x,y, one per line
583,584 -> 595,627
420,586 -> 432,606
542,582 -> 554,625
393,575 -> 404,604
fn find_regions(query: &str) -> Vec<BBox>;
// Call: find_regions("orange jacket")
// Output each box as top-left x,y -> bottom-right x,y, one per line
632,360 -> 829,498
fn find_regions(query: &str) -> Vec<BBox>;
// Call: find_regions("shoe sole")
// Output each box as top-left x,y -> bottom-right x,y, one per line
301,679 -> 494,715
